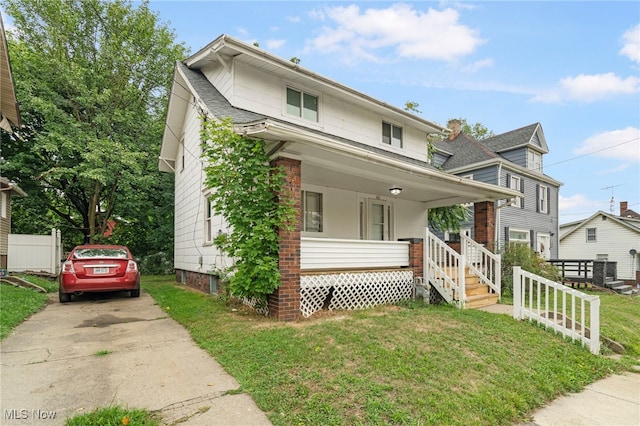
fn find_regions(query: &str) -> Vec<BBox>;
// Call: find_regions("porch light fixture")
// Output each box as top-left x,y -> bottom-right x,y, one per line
389,187 -> 402,196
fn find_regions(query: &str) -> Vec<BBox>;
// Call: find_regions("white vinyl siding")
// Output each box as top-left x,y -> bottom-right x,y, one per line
301,238 -> 409,270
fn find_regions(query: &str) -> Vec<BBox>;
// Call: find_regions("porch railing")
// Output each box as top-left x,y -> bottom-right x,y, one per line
460,233 -> 501,299
513,266 -> 600,354
300,237 -> 409,270
425,229 -> 465,306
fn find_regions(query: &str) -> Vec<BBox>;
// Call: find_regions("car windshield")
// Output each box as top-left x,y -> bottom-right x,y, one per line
73,248 -> 129,259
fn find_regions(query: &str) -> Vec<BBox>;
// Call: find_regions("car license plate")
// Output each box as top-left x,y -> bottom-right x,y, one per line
93,267 -> 109,274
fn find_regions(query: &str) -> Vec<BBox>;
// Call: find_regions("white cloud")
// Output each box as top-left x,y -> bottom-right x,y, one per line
286,16 -> 302,23
620,24 -> 640,63
305,4 -> 484,63
461,58 -> 493,73
532,73 -> 640,103
559,194 -> 591,212
575,127 -> 640,162
597,163 -> 631,175
266,39 -> 286,50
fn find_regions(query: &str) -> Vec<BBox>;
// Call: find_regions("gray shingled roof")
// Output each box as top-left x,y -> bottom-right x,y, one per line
178,62 -> 265,124
179,61 -> 439,171
433,132 -> 499,170
482,123 -> 542,153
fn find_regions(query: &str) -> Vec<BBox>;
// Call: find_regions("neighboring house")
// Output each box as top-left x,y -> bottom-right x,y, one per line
1,12 -> 23,270
0,177 -> 26,269
559,202 -> 640,283
432,120 -> 562,259
159,34 -> 520,319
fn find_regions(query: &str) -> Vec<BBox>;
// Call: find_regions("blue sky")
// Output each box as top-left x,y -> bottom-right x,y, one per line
144,1 -> 639,224
8,1 -> 640,223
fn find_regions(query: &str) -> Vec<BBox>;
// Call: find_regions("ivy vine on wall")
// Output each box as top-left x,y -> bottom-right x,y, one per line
200,117 -> 297,301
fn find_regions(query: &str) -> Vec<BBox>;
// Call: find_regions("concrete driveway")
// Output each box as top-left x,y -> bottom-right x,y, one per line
0,291 -> 272,426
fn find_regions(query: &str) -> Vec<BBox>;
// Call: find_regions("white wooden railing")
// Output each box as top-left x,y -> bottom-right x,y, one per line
461,233 -> 501,299
300,237 -> 409,270
425,229 -> 465,305
513,266 -> 601,354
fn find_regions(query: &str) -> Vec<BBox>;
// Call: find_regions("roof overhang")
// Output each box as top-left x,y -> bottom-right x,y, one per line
0,177 -> 26,196
238,120 -> 521,208
446,158 -> 563,187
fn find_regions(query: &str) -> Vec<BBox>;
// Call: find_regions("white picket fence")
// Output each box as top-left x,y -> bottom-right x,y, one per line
512,266 -> 600,354
7,229 -> 63,275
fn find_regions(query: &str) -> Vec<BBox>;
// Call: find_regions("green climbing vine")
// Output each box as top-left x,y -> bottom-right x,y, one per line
200,117 -> 296,301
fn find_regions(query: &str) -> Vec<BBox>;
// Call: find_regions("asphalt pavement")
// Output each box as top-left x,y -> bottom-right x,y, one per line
0,291 -> 272,426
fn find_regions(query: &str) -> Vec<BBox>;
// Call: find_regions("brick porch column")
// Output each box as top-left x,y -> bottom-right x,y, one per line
267,157 -> 301,321
474,201 -> 495,250
399,238 -> 423,278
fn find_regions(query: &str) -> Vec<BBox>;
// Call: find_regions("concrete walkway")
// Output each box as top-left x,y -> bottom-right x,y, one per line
479,304 -> 640,426
0,291 -> 272,426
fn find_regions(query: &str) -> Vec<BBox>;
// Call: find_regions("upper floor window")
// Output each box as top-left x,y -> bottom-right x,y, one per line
382,122 -> 403,148
303,190 -> 323,232
528,150 -> 542,172
586,228 -> 596,242
509,174 -> 523,208
286,87 -> 318,122
538,184 -> 548,214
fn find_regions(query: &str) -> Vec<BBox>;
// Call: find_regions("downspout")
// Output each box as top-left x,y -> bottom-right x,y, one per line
495,163 -> 502,248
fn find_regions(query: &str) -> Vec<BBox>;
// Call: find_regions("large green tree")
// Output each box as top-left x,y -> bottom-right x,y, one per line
1,0 -> 186,253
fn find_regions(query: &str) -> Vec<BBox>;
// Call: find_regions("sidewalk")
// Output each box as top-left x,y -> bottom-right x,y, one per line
479,304 -> 640,426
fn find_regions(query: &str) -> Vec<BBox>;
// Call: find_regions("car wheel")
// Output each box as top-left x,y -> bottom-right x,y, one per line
131,289 -> 140,298
59,288 -> 72,303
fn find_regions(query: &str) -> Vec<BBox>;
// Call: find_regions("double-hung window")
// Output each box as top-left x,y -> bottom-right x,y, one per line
286,87 -> 318,122
303,191 -> 323,232
204,197 -> 214,244
528,150 -> 542,172
509,175 -> 523,208
382,122 -> 403,148
537,184 -> 548,214
586,228 -> 597,242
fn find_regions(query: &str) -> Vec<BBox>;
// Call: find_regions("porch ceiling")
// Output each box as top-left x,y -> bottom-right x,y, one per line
248,122 -> 521,208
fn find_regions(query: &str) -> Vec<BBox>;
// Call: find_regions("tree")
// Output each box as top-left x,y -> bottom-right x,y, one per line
450,117 -> 494,140
0,0 -> 187,250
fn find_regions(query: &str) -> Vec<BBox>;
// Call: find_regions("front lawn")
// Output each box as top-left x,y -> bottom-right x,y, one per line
0,275 -> 56,340
142,276 -> 627,426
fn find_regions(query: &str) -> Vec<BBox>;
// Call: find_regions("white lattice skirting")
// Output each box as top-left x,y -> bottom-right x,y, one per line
300,270 -> 414,318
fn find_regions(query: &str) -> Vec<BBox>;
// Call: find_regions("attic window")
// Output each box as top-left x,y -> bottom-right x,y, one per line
286,87 -> 318,122
586,228 -> 596,242
528,150 -> 542,172
382,122 -> 403,148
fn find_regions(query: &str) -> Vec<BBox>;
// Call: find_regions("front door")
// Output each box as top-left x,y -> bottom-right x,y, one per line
537,233 -> 551,259
366,199 -> 393,241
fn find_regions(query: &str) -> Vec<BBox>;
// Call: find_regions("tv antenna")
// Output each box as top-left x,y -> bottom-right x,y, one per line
601,183 -> 626,213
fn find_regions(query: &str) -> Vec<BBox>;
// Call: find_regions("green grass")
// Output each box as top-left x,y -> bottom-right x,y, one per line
94,349 -> 112,357
65,405 -> 159,426
142,276 -> 628,426
596,291 -> 640,356
0,282 -> 49,340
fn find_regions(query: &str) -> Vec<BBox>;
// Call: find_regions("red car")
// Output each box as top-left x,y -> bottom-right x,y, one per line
59,245 -> 140,302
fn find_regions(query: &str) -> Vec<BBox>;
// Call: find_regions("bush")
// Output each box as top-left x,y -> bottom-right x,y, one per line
501,243 -> 559,296
139,252 -> 173,275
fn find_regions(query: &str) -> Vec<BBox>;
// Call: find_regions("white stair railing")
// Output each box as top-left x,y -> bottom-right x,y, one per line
460,233 -> 501,299
425,229 -> 465,306
513,266 -> 600,354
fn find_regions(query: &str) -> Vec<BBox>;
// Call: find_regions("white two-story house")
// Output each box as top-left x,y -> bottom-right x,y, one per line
159,35 -> 520,320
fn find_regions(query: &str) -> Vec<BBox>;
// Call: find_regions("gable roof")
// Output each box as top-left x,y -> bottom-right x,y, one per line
560,210 -> 640,241
482,123 -> 548,154
433,132 -> 499,170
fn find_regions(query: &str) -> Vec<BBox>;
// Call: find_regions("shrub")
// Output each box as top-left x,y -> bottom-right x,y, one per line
501,243 -> 559,295
139,252 -> 173,275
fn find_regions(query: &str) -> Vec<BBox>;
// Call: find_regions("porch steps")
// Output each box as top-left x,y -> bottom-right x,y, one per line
449,268 -> 499,309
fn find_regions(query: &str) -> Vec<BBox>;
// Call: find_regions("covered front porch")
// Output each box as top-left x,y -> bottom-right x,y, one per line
242,121 -> 519,320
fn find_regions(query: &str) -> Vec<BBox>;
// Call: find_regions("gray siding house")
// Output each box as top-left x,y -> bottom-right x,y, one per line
433,120 -> 562,259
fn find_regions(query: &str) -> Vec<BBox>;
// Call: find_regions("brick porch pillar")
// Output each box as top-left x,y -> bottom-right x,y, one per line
399,238 -> 423,278
267,157 -> 301,321
474,201 -> 495,250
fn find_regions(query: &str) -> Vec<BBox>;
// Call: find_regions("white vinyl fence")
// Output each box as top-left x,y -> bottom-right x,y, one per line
8,229 -> 63,275
513,266 -> 600,355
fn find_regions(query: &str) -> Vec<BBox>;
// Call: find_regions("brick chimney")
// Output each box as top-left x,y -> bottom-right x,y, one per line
447,119 -> 462,140
620,201 -> 628,216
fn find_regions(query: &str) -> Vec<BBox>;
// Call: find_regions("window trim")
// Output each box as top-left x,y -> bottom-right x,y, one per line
507,227 -> 530,245
382,121 -> 403,149
528,149 -> 542,172
302,190 -> 324,233
507,174 -> 524,208
586,227 -> 597,243
537,184 -> 549,214
204,196 -> 214,245
285,86 -> 319,122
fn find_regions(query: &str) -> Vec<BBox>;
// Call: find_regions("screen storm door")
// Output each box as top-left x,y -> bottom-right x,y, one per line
367,199 -> 393,241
